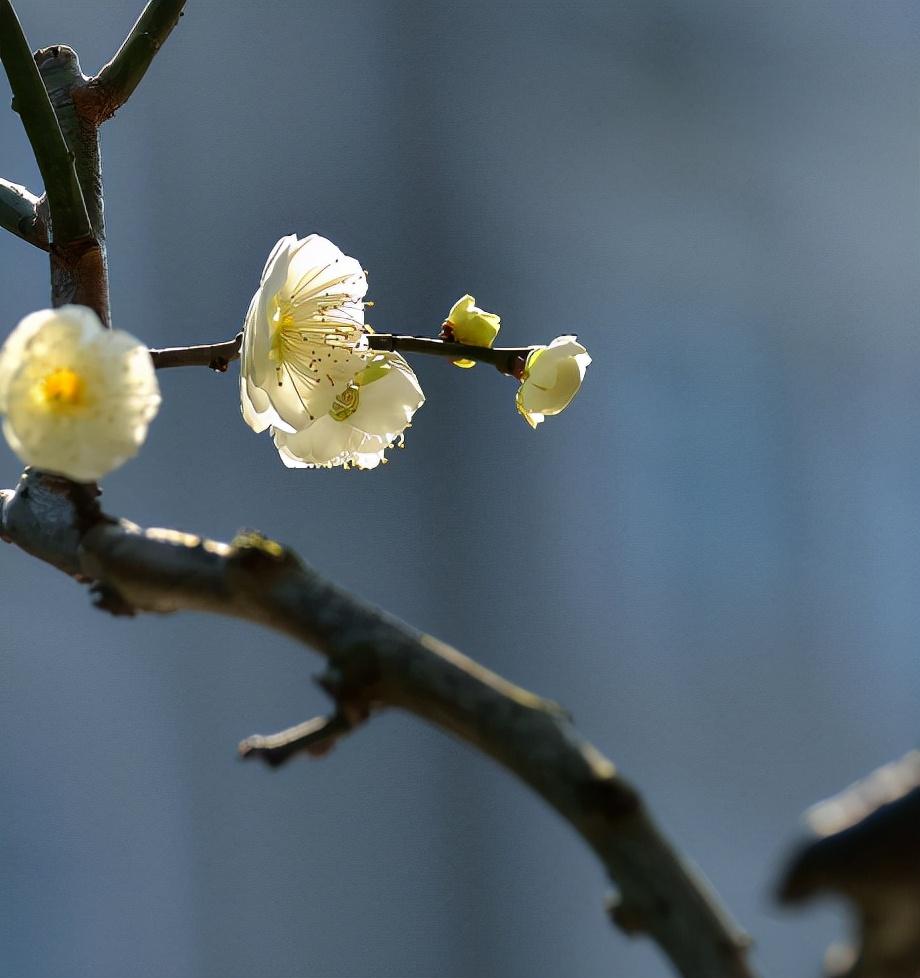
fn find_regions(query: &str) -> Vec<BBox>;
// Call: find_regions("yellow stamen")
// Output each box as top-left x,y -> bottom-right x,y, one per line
35,367 -> 86,412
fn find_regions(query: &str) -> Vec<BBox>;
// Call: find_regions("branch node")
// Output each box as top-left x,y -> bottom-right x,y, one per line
230,528 -> 302,573
89,580 -> 137,617
606,894 -> 648,936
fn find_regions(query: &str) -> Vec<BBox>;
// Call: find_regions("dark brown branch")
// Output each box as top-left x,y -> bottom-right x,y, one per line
0,470 -> 757,978
0,178 -> 47,248
0,1 -> 91,244
148,331 -> 532,375
369,334 -> 532,375
149,332 -> 243,370
78,0 -> 186,124
778,751 -> 920,978
33,45 -> 110,322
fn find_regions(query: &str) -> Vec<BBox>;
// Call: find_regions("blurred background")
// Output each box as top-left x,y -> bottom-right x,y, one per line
1,1 -> 919,975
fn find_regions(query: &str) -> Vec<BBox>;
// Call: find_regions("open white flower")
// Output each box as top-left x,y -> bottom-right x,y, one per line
515,335 -> 591,428
272,352 -> 424,470
0,305 -> 160,481
240,234 -> 371,435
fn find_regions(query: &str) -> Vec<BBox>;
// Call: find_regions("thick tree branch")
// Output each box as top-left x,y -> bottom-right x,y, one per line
778,751 -> 920,977
0,1 -> 91,244
0,178 -> 47,248
0,470 -> 757,978
79,0 -> 187,123
148,331 -> 533,375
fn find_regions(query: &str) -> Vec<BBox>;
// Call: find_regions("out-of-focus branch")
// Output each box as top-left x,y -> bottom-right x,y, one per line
0,0 -> 91,244
778,751 -> 920,978
148,331 -> 533,375
0,469 -> 757,978
239,712 -> 355,766
78,0 -> 187,123
0,179 -> 47,248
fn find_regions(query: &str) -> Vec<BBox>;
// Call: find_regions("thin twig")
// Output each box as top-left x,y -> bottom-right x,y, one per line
367,334 -> 533,376
81,0 -> 187,123
148,331 -> 533,375
149,332 -> 243,370
0,178 -> 47,248
239,712 -> 355,766
0,470 -> 758,978
0,0 -> 91,243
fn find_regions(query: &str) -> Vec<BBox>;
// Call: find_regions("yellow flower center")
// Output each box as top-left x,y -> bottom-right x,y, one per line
35,367 -> 86,413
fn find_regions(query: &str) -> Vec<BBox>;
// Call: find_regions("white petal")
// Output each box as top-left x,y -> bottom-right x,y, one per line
348,355 -> 424,436
0,308 -> 160,480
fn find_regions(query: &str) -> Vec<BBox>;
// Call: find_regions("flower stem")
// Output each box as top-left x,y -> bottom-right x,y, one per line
149,331 -> 532,376
367,334 -> 532,376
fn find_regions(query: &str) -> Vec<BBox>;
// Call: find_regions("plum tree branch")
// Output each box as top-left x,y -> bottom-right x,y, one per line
80,0 -> 187,123
0,0 -> 91,244
0,178 -> 47,249
148,331 -> 533,375
0,469 -> 757,978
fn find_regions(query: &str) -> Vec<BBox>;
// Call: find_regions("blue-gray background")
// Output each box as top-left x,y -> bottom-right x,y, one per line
1,1 -> 918,976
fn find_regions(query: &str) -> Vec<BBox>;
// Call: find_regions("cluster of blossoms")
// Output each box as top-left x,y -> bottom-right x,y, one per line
0,234 -> 590,481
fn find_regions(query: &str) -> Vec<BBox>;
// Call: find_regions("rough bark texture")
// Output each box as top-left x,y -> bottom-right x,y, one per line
0,470 -> 757,978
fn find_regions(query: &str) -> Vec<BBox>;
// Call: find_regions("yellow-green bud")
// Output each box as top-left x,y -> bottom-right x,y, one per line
445,294 -> 501,368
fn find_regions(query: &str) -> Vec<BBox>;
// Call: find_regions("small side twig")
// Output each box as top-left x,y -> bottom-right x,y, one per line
0,178 -> 47,248
239,712 -> 355,766
80,0 -> 187,123
149,332 -> 243,371
0,0 -> 91,243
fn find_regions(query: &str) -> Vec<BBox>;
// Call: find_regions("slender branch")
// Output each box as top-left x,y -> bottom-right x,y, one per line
0,1 -> 91,243
0,178 -> 47,248
148,331 -> 532,375
149,332 -> 242,370
368,334 -> 533,376
80,0 -> 187,123
0,470 -> 757,978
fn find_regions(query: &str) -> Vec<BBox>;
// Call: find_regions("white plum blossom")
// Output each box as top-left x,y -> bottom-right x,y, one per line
240,233 -> 425,470
0,305 -> 160,481
515,335 -> 591,428
272,351 -> 424,470
240,234 -> 371,434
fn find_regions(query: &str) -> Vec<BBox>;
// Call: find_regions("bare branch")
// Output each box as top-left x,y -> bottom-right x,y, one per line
149,332 -> 242,370
0,1 -> 91,243
148,331 -> 533,375
778,751 -> 920,977
0,469 -> 757,978
239,712 -> 356,766
367,334 -> 532,376
0,178 -> 47,248
81,0 -> 187,123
